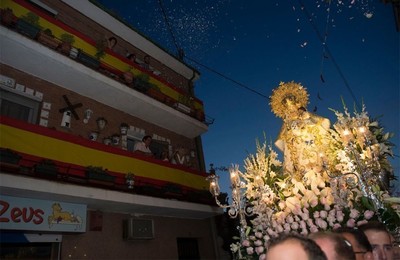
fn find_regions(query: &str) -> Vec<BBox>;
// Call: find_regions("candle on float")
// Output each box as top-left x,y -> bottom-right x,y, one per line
229,167 -> 240,187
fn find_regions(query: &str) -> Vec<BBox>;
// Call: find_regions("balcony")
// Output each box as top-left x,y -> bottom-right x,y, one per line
0,116 -> 222,218
0,1 -> 210,138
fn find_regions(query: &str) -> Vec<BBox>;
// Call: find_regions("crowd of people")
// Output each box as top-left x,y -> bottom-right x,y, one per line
265,221 -> 398,260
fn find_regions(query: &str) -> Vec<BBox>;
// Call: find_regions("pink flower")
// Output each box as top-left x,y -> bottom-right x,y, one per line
310,199 -> 318,207
346,218 -> 356,228
300,220 -> 307,229
259,254 -> 266,260
357,220 -> 368,226
320,210 -> 328,219
301,213 -> 309,221
283,223 -> 291,232
310,225 -> 319,233
242,240 -> 250,247
254,240 -> 263,246
364,210 -> 374,220
350,209 -> 360,219
315,218 -> 328,230
255,246 -> 264,254
300,228 -> 309,236
333,223 -> 342,230
336,211 -> 344,222
327,215 -> 335,223
286,216 -> 294,223
291,222 -> 299,230
276,225 -> 284,233
267,228 -> 275,235
255,232 -> 263,239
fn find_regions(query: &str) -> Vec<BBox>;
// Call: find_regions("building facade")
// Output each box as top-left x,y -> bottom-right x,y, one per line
0,0 -> 225,259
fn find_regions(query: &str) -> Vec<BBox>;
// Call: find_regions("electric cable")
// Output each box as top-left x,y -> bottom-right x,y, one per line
298,0 -> 360,110
185,56 -> 269,100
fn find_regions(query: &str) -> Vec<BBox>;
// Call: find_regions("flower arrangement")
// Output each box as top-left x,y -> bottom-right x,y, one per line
229,103 -> 399,260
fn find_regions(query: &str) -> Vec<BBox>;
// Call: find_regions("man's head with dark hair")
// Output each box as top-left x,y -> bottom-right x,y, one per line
142,135 -> 152,142
358,221 -> 393,260
266,233 -> 327,260
309,231 -> 356,260
334,227 -> 373,260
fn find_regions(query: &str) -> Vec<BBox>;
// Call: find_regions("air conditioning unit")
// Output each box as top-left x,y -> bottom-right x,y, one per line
123,218 -> 154,240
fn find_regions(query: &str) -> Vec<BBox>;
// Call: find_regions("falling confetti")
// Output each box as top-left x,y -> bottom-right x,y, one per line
364,12 -> 373,18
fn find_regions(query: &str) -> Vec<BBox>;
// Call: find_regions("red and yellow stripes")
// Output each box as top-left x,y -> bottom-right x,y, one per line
0,117 -> 209,190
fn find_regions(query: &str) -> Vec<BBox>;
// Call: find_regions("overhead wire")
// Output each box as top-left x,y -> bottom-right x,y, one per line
157,0 -> 181,54
185,56 -> 270,99
158,0 -> 360,107
297,0 -> 360,110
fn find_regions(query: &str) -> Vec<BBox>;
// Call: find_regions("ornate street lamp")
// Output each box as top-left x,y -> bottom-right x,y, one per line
206,164 -> 253,242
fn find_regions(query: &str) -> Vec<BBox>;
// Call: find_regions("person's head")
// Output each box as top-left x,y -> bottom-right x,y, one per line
144,55 -> 150,64
358,221 -> 393,260
108,36 -> 117,49
266,233 -> 327,260
309,231 -> 355,260
142,135 -> 152,147
127,53 -> 136,62
334,227 -> 373,260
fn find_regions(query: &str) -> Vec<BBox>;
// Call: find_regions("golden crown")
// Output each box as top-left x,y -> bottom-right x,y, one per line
270,81 -> 309,119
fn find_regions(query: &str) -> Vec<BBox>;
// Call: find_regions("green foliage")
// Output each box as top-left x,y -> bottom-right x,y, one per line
42,28 -> 53,37
60,33 -> 75,44
86,166 -> 107,175
20,12 -> 42,29
95,38 -> 107,59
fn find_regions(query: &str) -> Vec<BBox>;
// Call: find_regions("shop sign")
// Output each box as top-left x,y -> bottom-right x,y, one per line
0,195 -> 86,232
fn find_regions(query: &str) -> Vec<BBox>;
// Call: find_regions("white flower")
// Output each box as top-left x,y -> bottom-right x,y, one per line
230,242 -> 241,253
246,247 -> 254,255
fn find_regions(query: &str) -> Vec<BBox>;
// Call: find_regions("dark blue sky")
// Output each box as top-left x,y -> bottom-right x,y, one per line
97,0 -> 399,193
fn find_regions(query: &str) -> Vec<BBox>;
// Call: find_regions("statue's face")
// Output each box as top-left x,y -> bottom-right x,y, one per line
283,95 -> 298,110
283,96 -> 302,120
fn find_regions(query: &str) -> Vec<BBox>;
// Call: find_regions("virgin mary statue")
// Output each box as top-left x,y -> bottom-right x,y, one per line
270,81 -> 333,180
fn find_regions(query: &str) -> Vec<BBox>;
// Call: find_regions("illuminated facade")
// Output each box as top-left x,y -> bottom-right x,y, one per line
0,0 -> 224,259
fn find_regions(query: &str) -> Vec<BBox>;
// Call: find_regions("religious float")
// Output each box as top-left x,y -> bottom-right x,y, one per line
207,81 -> 399,259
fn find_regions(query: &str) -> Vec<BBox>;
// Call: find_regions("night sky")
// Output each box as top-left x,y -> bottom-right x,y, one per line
96,0 -> 399,194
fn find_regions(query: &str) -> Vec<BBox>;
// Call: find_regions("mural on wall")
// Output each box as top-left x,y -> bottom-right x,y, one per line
59,95 -> 82,128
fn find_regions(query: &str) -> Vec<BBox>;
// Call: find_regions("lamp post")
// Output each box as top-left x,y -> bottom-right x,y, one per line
206,164 -> 253,242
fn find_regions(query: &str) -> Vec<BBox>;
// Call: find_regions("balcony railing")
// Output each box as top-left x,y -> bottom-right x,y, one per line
0,0 -> 209,124
0,116 -> 214,205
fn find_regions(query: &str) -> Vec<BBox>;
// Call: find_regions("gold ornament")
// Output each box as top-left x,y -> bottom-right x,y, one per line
270,81 -> 309,119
